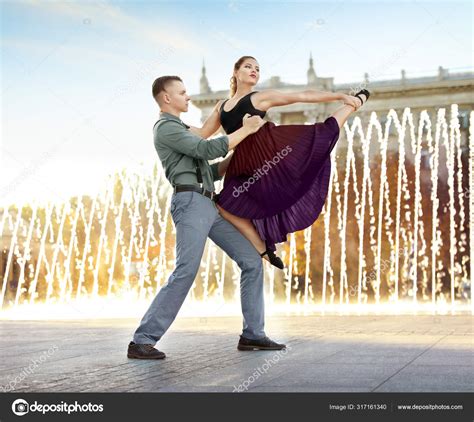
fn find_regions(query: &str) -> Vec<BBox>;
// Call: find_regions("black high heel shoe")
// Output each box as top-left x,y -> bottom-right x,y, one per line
353,89 -> 370,108
260,249 -> 285,269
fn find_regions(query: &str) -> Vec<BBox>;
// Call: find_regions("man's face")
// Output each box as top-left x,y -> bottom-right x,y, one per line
162,80 -> 190,112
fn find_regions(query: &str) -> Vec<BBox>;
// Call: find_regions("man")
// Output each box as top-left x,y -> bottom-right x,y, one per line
127,76 -> 286,359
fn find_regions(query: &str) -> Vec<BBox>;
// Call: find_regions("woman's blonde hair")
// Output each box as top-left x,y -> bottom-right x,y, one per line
230,55 -> 257,97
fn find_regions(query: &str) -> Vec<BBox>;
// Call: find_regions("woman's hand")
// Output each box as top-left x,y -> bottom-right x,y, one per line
340,93 -> 362,110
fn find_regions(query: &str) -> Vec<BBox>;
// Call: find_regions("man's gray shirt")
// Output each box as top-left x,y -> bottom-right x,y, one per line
153,112 -> 229,192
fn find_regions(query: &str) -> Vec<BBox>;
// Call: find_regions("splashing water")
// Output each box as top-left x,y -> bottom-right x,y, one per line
1,105 -> 472,317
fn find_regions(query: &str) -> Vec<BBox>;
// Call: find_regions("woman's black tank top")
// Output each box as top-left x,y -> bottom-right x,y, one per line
219,91 -> 266,134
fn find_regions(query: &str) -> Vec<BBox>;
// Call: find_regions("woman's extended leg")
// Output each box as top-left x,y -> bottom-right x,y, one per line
331,92 -> 368,129
216,203 -> 281,267
216,204 -> 266,252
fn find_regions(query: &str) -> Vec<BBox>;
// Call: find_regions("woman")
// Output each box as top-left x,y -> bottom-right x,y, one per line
191,56 -> 369,269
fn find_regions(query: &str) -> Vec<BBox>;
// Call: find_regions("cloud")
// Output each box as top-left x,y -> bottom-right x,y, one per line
2,37 -> 140,71
21,0 -> 205,54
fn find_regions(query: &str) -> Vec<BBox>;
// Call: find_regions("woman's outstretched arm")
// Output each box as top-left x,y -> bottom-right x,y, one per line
188,100 -> 224,138
254,90 -> 359,111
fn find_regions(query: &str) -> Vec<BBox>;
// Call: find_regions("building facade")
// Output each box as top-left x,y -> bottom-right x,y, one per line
190,55 -> 473,140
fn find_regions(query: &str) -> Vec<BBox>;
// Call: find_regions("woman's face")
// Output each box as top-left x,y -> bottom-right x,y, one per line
235,58 -> 260,87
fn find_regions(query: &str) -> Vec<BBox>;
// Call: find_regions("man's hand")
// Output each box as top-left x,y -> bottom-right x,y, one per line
217,151 -> 234,177
242,113 -> 266,134
227,114 -> 266,150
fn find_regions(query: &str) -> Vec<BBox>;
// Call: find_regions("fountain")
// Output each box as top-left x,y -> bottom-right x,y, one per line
0,105 -> 472,317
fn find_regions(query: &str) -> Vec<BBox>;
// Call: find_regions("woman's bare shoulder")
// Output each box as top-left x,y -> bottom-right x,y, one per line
252,90 -> 278,110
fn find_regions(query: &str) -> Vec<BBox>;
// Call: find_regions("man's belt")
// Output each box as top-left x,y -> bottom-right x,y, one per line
174,184 -> 217,201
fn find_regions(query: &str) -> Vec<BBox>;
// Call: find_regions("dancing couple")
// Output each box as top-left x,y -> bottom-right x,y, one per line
128,56 -> 369,359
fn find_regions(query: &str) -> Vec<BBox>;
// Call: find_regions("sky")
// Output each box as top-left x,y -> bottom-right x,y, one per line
1,0 -> 472,205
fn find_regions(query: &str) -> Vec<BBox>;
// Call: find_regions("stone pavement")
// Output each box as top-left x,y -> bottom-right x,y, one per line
0,314 -> 472,392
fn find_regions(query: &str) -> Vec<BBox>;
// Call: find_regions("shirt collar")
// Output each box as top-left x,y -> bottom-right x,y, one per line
160,112 -> 190,128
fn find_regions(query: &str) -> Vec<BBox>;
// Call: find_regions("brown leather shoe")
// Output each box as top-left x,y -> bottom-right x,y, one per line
127,341 -> 166,359
237,335 -> 286,351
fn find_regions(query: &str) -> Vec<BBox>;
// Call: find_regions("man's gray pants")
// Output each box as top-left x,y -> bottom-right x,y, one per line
133,190 -> 266,344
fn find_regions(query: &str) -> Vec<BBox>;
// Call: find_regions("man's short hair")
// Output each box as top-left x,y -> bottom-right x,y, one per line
152,76 -> 182,102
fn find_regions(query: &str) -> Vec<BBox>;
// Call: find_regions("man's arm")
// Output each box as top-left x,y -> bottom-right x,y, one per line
217,152 -> 234,177
209,151 -> 234,182
209,162 -> 222,182
157,115 -> 264,160
157,120 -> 228,160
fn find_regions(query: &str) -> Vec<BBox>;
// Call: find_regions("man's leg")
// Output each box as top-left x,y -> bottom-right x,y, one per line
133,192 -> 215,345
208,212 -> 265,340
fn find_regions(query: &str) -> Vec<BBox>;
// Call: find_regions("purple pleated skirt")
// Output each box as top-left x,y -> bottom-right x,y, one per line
216,116 -> 340,250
